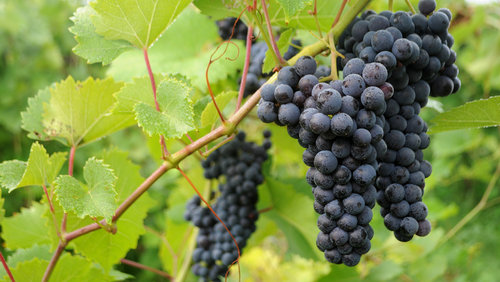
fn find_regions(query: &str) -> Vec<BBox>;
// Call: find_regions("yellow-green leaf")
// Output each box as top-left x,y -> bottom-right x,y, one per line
91,0 -> 192,48
201,91 -> 236,127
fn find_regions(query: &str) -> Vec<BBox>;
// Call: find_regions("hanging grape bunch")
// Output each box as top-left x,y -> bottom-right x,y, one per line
257,0 -> 459,266
185,131 -> 271,281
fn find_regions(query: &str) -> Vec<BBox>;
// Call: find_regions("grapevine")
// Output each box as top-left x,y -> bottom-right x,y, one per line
3,0 -> 496,281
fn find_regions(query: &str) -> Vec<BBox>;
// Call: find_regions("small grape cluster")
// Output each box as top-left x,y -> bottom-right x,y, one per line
257,56 -> 395,266
184,131 -> 271,281
337,0 -> 460,97
216,17 -> 249,41
241,40 -> 303,96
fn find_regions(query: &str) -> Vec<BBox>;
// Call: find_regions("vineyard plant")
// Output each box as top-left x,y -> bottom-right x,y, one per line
0,0 -> 500,281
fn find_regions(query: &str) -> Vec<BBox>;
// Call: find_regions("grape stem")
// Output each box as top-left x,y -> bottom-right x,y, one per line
236,25 -> 254,111
120,259 -> 173,280
388,0 -> 393,11
331,0 -> 348,28
404,0 -> 417,14
41,0 -> 372,279
309,0 -> 323,37
0,251 -> 14,282
440,158 -> 500,244
143,48 -> 170,158
259,0 -> 287,67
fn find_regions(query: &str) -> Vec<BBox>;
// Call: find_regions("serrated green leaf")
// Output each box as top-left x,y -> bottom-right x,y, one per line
276,0 -> 312,21
268,0 -> 342,32
107,9 -> 245,91
0,254 -> 113,282
193,0 -> 242,20
17,143 -> 66,191
70,5 -> 133,65
429,96 -> 500,133
70,150 -> 155,271
262,29 -> 294,73
2,203 -> 51,249
21,87 -> 52,141
7,244 -> 52,268
200,91 -> 235,127
54,158 -> 117,223
134,78 -> 195,138
42,76 -> 135,146
91,0 -> 192,49
0,143 -> 66,192
114,74 -> 165,114
0,161 -> 26,191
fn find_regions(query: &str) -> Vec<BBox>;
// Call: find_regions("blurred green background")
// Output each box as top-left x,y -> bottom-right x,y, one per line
1,0 -> 500,281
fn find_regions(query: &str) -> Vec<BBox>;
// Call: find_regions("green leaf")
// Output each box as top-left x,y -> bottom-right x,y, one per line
366,261 -> 403,280
1,254 -> 113,282
0,161 -> 26,191
429,96 -> 500,133
134,78 -> 195,138
114,75 -> 164,114
276,0 -> 312,21
7,244 -> 52,267
67,150 -> 155,271
42,76 -> 135,146
0,143 -> 66,192
193,0 -> 242,20
200,91 -> 235,127
268,0 -> 342,32
21,87 -> 52,141
107,8 -> 245,91
262,178 -> 320,259
1,203 -> 51,249
262,28 -> 294,73
54,157 -> 117,223
91,0 -> 192,49
70,5 -> 133,65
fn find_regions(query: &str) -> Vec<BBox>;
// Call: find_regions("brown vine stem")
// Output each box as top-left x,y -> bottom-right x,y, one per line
236,25 -> 254,112
42,1 -> 372,279
309,0 -> 323,37
260,0 -> 287,67
440,158 -> 500,245
331,0 -> 349,28
120,259 -> 173,280
42,243 -> 64,282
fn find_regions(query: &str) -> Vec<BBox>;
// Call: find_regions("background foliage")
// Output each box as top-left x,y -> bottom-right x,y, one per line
0,0 -> 500,281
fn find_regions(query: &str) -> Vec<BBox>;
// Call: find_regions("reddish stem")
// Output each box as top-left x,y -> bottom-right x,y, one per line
143,49 -> 159,111
236,25 -> 254,111
205,64 -> 226,124
261,0 -> 287,66
42,243 -> 65,282
63,146 -> 76,233
42,184 -> 55,213
258,206 -> 273,214
143,48 -> 170,157
0,251 -> 14,282
332,0 -> 349,28
68,146 -> 76,177
121,259 -> 173,280
177,167 -> 241,280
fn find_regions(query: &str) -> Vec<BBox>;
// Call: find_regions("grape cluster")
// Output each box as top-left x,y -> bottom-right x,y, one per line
184,131 -> 271,281
333,0 -> 460,240
216,17 -> 249,41
337,0 -> 460,97
257,56 -> 395,266
241,39 -> 303,96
